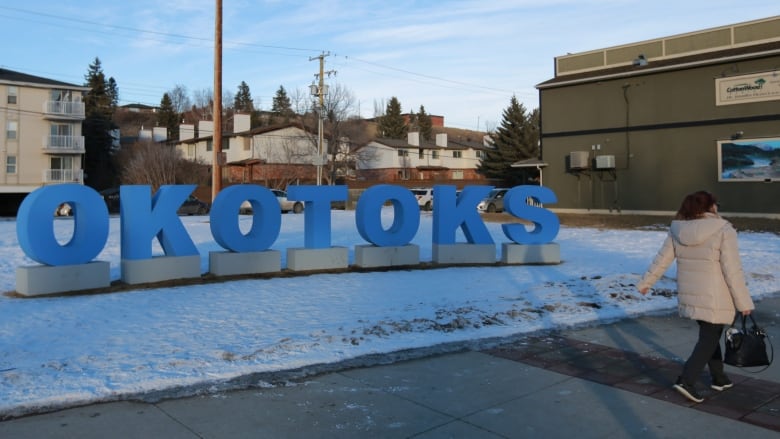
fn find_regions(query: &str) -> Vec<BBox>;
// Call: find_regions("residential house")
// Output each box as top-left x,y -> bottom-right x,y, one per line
173,115 -> 327,189
355,131 -> 490,185
0,68 -> 88,214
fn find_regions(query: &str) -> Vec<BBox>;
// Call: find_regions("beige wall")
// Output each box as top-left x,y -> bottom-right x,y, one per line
1,82 -> 85,193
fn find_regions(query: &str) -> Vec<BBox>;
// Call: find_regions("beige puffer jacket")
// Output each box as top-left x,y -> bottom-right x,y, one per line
637,213 -> 754,324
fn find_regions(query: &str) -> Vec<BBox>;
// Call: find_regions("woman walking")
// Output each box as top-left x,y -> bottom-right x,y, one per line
637,190 -> 754,403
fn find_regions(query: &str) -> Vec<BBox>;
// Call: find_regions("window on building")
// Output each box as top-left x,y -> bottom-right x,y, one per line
453,150 -> 462,158
50,156 -> 74,181
207,140 -> 213,152
397,149 -> 408,157
418,148 -> 424,159
431,150 -> 439,159
476,150 -> 486,159
7,86 -> 17,105
452,170 -> 464,180
51,89 -> 72,101
6,121 -> 17,140
222,138 -> 230,150
6,156 -> 16,174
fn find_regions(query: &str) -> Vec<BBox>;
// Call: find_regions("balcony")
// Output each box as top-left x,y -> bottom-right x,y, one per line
43,100 -> 85,119
44,169 -> 84,184
43,135 -> 85,154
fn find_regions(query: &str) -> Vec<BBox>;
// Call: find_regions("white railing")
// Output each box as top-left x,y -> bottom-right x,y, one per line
43,135 -> 85,152
43,169 -> 84,183
44,101 -> 85,118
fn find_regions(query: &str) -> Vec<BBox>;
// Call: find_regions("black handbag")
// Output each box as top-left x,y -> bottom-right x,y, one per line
724,314 -> 773,371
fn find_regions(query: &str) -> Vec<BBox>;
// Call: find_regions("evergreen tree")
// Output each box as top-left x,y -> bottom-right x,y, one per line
157,93 -> 179,140
233,81 -> 254,113
377,96 -> 406,139
271,85 -> 293,120
417,105 -> 433,141
477,96 -> 540,186
84,58 -> 113,118
83,57 -> 119,190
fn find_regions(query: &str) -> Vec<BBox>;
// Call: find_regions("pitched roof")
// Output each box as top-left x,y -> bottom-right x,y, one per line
0,68 -> 87,89
370,137 -> 482,151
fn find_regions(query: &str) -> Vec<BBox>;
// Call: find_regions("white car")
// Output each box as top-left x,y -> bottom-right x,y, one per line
240,189 -> 304,214
410,187 -> 434,211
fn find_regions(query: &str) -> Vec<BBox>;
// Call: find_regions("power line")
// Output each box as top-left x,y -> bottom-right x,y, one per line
339,55 -> 518,95
0,6 -> 324,54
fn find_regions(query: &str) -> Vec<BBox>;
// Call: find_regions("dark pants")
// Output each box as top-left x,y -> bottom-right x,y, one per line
681,320 -> 726,386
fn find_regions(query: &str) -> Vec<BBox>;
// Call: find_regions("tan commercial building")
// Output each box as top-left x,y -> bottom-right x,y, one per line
537,16 -> 780,216
1,68 -> 88,214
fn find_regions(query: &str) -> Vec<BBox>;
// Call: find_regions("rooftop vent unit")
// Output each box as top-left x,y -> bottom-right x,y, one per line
595,155 -> 615,169
569,151 -> 590,170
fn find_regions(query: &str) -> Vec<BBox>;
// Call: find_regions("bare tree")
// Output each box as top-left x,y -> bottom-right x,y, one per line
322,83 -> 361,183
289,87 -> 311,116
168,84 -> 191,114
119,141 -> 209,192
373,98 -> 386,118
192,88 -> 213,120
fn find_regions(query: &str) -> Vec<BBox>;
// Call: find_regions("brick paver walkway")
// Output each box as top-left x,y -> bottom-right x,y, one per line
483,334 -> 780,432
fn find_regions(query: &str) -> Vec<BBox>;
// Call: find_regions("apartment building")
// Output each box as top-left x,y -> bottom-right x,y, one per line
356,131 -> 490,183
173,114 -> 327,188
1,68 -> 88,214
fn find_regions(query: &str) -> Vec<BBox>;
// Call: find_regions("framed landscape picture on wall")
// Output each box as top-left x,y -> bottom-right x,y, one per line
717,137 -> 780,182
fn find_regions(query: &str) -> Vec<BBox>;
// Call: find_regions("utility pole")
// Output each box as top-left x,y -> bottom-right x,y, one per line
212,0 -> 223,201
309,52 -> 335,185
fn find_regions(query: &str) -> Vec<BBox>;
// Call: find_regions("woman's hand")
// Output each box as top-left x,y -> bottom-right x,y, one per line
638,287 -> 649,296
742,309 -> 752,316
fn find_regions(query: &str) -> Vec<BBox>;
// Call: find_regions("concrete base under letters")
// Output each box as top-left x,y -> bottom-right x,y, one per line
209,250 -> 281,276
121,255 -> 201,285
354,244 -> 419,268
16,261 -> 111,296
287,247 -> 348,271
501,242 -> 561,264
432,243 -> 496,264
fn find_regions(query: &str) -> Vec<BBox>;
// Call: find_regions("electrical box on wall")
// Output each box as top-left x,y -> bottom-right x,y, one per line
569,151 -> 590,170
595,155 -> 615,169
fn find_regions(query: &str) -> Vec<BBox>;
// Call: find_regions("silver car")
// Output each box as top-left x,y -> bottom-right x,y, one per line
477,188 -> 509,213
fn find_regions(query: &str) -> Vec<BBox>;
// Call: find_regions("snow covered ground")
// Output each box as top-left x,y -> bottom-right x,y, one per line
1,210 -> 778,417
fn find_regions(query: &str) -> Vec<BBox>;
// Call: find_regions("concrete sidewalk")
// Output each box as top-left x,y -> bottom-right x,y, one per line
2,295 -> 778,438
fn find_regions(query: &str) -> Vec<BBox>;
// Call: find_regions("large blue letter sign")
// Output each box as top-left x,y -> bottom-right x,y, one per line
210,185 -> 281,252
120,185 -> 198,259
432,185 -> 494,245
287,185 -> 347,249
502,186 -> 560,244
17,184 -> 109,265
355,184 -> 419,247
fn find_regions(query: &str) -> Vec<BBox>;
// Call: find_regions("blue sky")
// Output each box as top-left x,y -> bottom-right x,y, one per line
1,1 -> 775,130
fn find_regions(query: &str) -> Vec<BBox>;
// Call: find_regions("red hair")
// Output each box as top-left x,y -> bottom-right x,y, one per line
675,191 -> 717,220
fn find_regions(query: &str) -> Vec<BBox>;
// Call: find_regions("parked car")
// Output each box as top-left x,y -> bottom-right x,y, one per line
240,189 -> 304,214
55,202 -> 72,217
178,195 -> 210,215
100,187 -> 120,213
477,188 -> 510,213
411,187 -> 434,211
